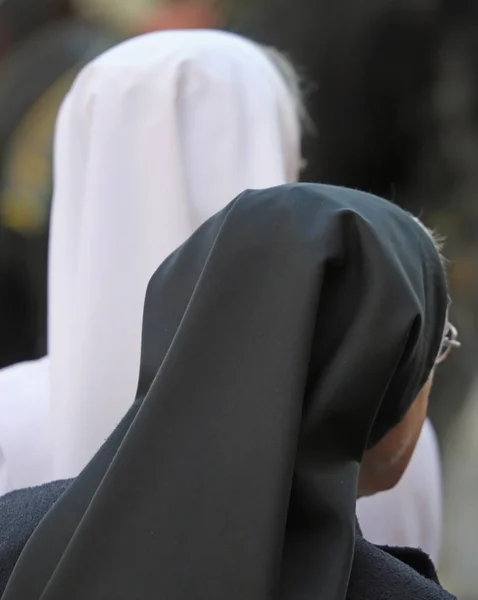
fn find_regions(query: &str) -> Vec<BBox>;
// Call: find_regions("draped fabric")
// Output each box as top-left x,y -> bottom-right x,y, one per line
3,184 -> 447,600
48,29 -> 300,480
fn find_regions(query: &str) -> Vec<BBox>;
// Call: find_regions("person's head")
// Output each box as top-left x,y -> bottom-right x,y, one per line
6,183 -> 450,600
358,224 -> 459,497
48,30 -> 302,478
139,1 -> 222,33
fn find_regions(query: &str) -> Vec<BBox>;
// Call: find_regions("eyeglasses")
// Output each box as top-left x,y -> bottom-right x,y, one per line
436,322 -> 461,365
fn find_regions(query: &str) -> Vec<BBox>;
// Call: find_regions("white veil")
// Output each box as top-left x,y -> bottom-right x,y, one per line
0,30 -> 301,490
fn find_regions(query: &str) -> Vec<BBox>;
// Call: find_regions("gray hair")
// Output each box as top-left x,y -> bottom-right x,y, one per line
260,45 -> 313,135
412,216 -> 446,264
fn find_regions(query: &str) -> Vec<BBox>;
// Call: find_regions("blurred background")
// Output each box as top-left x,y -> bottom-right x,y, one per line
0,0 -> 476,596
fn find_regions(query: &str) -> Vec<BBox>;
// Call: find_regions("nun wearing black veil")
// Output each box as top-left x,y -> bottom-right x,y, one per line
0,183 -> 456,599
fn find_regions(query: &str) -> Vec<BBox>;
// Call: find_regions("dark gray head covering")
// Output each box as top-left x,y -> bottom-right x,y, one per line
3,183 -> 448,600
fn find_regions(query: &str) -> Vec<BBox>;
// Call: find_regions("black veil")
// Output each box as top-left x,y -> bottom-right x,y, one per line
3,184 -> 447,600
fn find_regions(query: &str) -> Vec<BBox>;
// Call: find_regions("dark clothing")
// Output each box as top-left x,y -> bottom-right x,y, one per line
0,0 -> 71,52
227,1 -> 442,199
350,522 -> 454,599
0,228 -> 38,368
227,2 -> 478,437
0,20 -> 117,367
0,482 -> 454,599
0,480 -> 71,594
1,184 -> 449,599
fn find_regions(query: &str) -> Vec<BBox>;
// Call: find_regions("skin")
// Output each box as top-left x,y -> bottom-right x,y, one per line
358,376 -> 433,498
139,1 -> 221,34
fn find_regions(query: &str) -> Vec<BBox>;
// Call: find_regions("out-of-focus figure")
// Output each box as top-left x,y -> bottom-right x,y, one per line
0,0 -> 220,369
61,0 -> 478,442
75,0 -> 221,34
0,29 -> 302,489
0,0 -> 71,54
0,1 -> 116,367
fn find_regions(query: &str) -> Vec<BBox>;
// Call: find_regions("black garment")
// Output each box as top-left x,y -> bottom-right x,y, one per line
227,1 -> 442,199
226,2 -> 478,439
0,481 -> 71,595
2,184 -> 448,600
0,0 -> 71,52
0,227 -> 37,367
350,522 -> 453,600
0,482 -> 454,599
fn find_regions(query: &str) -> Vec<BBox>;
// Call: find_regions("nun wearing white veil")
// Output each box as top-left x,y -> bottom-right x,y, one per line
0,29 -> 302,489
0,28 -> 444,566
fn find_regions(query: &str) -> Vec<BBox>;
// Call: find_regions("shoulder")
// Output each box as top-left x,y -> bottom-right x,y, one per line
349,534 -> 456,600
0,480 -> 71,595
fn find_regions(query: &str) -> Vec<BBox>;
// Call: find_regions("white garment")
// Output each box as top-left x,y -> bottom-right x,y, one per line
0,358 -> 50,494
357,418 -> 442,564
0,30 -> 301,491
439,378 -> 478,596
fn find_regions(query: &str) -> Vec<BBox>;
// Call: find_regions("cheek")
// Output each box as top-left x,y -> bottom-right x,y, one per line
384,383 -> 430,467
358,381 -> 432,496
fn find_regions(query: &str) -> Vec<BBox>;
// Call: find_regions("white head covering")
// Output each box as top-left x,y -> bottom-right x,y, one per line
0,30 -> 301,491
357,418 -> 443,564
48,30 -> 301,480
